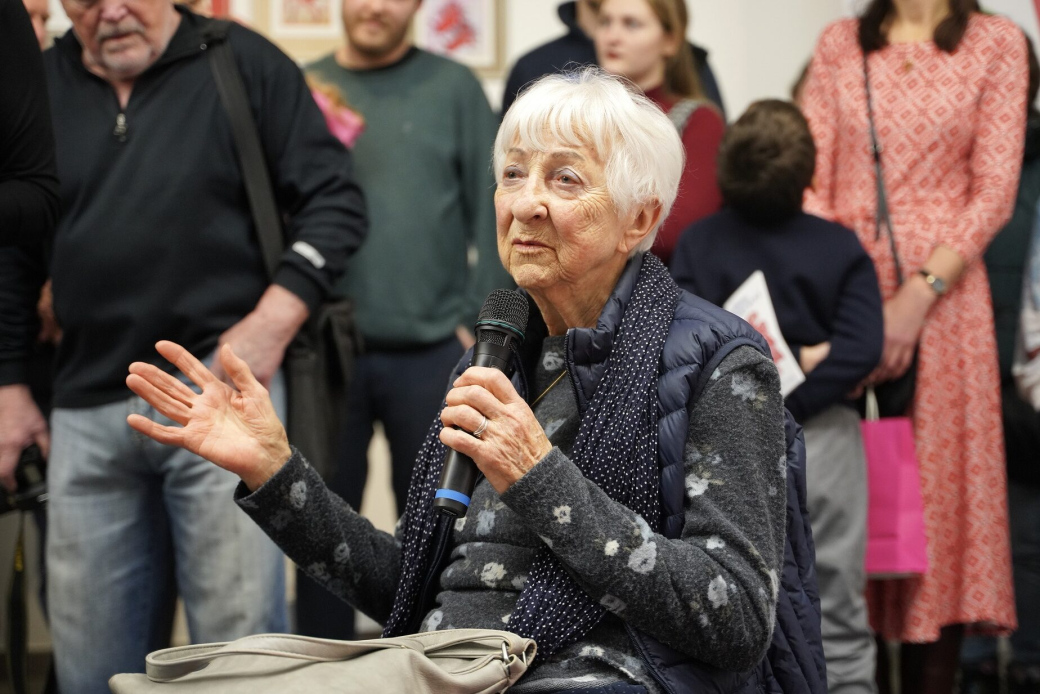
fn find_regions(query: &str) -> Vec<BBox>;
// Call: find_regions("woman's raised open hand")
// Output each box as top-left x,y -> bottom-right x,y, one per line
126,341 -> 291,491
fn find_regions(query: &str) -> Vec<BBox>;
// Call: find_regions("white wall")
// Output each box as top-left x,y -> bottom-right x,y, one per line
686,0 -> 846,118
988,0 -> 1040,44
489,0 -> 1038,117
490,0 -> 848,116
46,0 -> 1039,116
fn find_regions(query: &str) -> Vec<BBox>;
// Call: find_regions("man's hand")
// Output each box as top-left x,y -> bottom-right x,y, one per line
0,385 -> 50,492
211,285 -> 309,388
456,325 -> 476,351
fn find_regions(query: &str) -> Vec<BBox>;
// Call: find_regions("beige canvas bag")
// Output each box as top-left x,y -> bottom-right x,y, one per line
109,629 -> 537,694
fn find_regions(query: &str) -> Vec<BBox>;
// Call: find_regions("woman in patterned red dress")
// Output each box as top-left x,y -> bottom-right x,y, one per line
802,1 -> 1027,692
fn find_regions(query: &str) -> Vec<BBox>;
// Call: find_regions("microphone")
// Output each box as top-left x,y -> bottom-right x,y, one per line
434,289 -> 529,517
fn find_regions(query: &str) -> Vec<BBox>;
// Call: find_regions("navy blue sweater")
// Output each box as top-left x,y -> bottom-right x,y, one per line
671,208 -> 883,423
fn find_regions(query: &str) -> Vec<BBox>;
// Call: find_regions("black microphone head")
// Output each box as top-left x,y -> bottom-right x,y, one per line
475,290 -> 529,345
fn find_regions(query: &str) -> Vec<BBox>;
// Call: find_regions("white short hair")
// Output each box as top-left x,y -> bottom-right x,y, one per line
494,67 -> 685,253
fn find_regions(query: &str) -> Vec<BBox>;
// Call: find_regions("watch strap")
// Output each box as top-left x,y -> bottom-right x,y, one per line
918,269 -> 947,295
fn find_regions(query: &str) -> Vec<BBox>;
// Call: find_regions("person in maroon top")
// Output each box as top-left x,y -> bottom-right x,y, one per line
595,0 -> 724,265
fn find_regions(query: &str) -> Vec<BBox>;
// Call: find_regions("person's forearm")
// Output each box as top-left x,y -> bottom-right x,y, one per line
236,449 -> 402,624
0,246 -> 46,386
501,448 -> 777,671
787,350 -> 874,422
0,383 -> 49,490
789,256 -> 885,418
920,244 -> 967,291
252,35 -> 367,308
251,284 -> 309,348
0,179 -> 60,248
0,0 -> 60,250
502,348 -> 785,671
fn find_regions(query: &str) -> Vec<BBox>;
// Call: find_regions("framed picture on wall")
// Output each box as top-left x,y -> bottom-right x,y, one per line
413,0 -> 505,76
270,0 -> 339,37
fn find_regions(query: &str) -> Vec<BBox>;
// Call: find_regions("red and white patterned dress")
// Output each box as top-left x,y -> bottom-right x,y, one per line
802,14 -> 1027,643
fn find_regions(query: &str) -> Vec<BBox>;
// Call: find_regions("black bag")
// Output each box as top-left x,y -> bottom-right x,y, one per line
3,445 -> 54,694
858,52 -> 918,418
206,22 -> 358,478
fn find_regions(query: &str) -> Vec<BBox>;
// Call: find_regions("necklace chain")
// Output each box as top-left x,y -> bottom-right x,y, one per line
531,369 -> 568,407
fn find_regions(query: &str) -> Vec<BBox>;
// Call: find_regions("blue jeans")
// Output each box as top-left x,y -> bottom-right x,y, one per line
962,479 -> 1040,668
46,370 -> 288,694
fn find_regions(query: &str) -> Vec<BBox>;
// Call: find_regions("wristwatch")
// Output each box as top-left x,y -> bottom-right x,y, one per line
917,269 -> 948,296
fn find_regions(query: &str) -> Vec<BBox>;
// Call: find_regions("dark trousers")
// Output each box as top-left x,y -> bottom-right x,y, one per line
961,478 -> 1040,668
551,685 -> 647,693
295,337 -> 464,639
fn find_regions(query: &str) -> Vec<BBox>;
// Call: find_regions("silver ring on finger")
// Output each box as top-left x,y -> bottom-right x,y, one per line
472,414 -> 488,439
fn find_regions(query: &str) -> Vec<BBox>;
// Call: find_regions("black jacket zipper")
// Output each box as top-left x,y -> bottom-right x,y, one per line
113,111 -> 129,142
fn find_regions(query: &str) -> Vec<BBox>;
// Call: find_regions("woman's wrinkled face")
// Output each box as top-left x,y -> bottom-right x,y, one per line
495,138 -> 629,293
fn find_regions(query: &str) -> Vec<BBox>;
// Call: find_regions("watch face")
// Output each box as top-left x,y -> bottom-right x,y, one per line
919,270 -> 946,294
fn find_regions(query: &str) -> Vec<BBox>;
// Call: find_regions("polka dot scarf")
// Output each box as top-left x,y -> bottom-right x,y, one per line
384,254 -> 682,659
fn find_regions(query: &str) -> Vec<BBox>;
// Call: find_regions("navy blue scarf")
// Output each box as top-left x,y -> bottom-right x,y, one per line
383,254 -> 682,658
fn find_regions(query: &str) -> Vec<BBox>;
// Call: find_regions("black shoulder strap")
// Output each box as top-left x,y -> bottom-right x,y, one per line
666,98 -> 707,135
204,20 -> 283,280
863,52 -> 904,283
5,514 -> 27,694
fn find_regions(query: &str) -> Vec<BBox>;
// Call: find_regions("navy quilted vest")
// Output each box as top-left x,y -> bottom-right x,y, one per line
449,255 -> 827,693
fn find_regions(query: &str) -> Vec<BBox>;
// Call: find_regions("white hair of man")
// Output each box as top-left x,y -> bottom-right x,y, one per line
494,67 -> 685,253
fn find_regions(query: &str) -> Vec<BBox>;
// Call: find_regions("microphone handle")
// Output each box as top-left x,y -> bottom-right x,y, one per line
435,449 -> 479,517
433,339 -> 516,517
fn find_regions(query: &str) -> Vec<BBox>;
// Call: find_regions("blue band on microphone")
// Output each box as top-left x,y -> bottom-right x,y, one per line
435,489 -> 471,507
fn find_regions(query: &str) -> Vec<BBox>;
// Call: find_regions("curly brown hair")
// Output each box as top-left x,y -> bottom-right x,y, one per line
716,99 -> 815,225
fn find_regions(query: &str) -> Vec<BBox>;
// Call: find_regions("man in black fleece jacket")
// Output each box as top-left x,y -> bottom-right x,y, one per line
0,3 -> 366,691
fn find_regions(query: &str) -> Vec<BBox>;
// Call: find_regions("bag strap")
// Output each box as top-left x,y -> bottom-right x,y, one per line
864,386 -> 880,421
5,514 -> 27,694
666,98 -> 707,136
144,631 -> 529,682
863,53 -> 905,283
205,21 -> 283,281
145,634 -> 383,681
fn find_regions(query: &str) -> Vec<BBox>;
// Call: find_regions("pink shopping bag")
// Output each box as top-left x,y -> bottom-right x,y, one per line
861,388 -> 929,578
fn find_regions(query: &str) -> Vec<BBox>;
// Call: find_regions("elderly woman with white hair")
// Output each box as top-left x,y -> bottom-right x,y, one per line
125,69 -> 798,693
